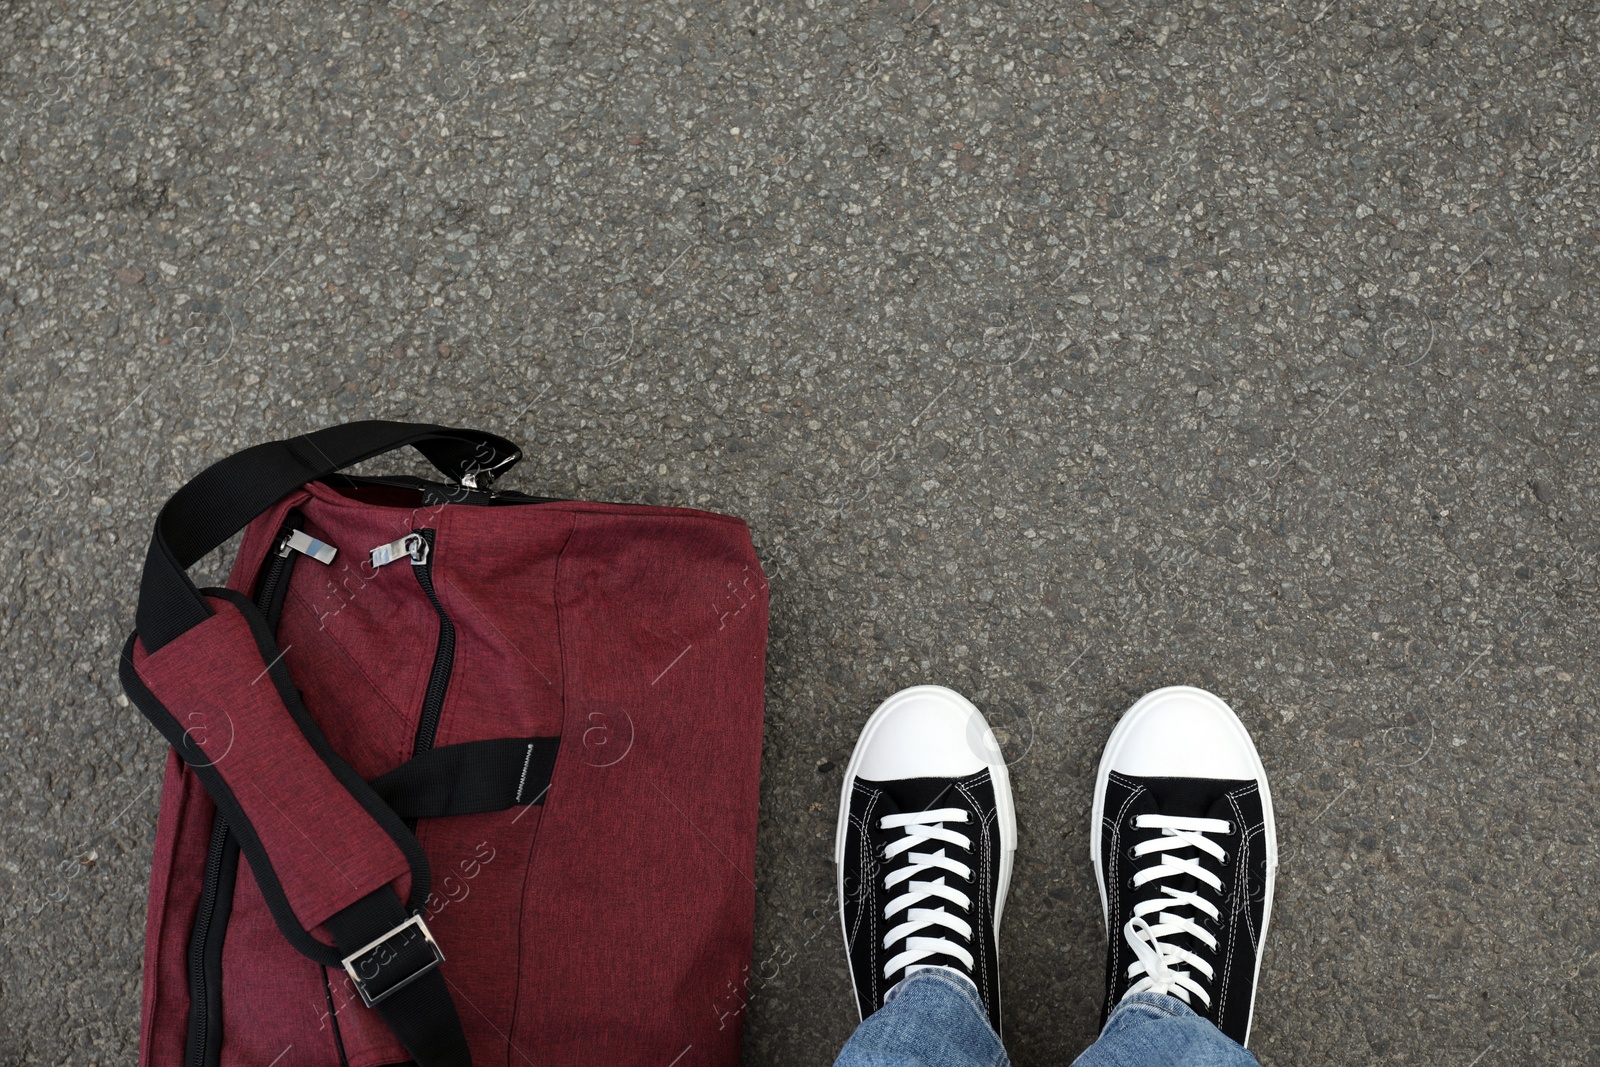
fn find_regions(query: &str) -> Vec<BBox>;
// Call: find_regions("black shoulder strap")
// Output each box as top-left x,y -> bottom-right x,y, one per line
137,421 -> 520,653
129,422 -> 520,1067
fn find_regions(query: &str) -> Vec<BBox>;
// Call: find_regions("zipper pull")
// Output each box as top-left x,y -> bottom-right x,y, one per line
369,532 -> 428,568
277,529 -> 338,564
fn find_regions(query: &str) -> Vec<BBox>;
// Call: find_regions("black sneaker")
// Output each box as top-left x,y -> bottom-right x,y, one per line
835,685 -> 1017,1031
1090,686 -> 1278,1046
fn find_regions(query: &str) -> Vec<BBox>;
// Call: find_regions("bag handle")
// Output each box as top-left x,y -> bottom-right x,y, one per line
136,421 -> 520,653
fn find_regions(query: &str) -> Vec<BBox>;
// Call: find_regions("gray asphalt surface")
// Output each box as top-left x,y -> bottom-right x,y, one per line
2,0 -> 1597,1063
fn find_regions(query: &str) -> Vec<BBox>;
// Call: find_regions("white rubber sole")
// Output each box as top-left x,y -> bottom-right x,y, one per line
1088,685 -> 1277,1046
835,685 -> 1018,1020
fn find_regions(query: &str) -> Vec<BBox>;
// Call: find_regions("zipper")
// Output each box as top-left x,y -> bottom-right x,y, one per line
186,513 -> 324,1067
365,527 -> 455,753
185,819 -> 231,1067
408,529 -> 455,755
252,529 -> 295,621
321,968 -> 353,1067
257,521 -> 335,620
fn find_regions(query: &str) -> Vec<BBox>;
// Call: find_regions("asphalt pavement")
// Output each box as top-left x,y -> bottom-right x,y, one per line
1,0 -> 1596,1063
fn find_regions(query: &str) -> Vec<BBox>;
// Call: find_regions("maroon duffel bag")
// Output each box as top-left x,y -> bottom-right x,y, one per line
119,422 -> 769,1066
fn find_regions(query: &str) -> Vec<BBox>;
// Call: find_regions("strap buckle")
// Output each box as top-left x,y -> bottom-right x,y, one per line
341,915 -> 445,1007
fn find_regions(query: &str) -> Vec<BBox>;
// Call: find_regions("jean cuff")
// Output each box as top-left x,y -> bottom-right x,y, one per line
1105,991 -> 1204,1026
886,968 -> 987,1021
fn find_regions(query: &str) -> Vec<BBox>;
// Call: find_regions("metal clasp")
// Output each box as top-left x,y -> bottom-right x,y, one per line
340,915 -> 445,1007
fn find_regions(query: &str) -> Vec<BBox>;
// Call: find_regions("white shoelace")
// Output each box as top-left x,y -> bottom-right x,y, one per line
1120,813 -> 1232,1008
879,807 -> 975,980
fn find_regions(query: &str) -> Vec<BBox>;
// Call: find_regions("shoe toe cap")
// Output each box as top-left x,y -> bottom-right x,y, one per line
854,685 -> 996,781
1103,686 -> 1261,780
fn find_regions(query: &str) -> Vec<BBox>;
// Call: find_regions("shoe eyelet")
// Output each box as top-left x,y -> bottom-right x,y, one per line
1126,846 -> 1139,861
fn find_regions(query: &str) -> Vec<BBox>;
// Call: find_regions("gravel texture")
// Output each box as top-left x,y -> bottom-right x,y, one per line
2,0 -> 1598,1063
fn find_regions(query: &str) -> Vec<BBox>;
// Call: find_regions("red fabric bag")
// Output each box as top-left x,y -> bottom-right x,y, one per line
119,422 -> 769,1067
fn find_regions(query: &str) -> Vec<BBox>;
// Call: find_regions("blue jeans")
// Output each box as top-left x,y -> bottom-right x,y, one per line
834,969 -> 1259,1067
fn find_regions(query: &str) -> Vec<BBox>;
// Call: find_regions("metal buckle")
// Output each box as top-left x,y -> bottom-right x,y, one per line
459,459 -> 508,491
340,915 -> 445,1007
